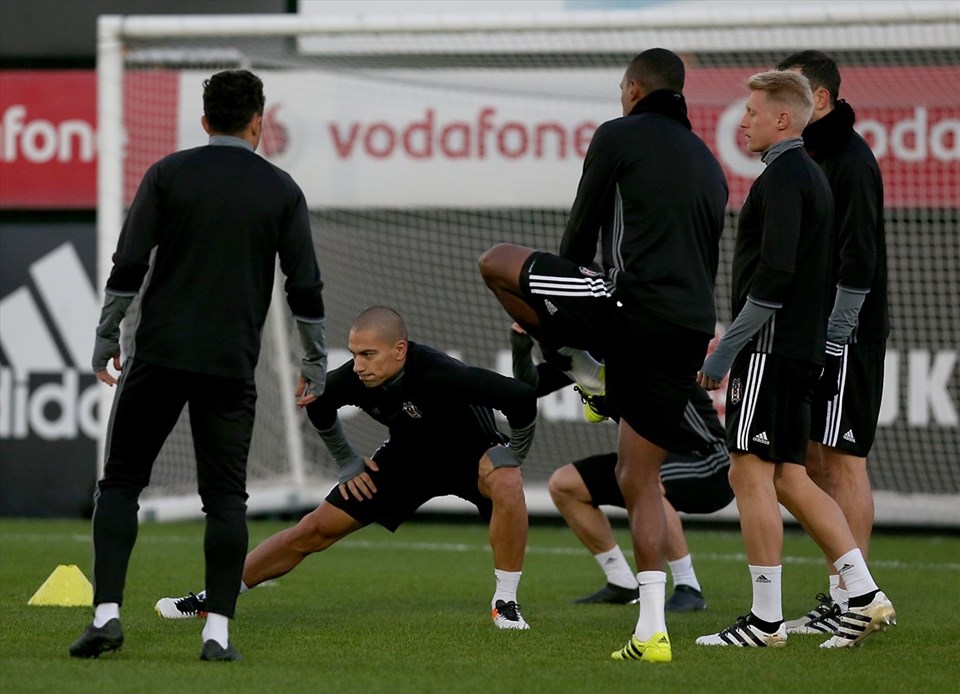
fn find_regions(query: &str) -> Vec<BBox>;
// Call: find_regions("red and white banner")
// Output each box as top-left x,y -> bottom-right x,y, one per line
2,67 -> 957,209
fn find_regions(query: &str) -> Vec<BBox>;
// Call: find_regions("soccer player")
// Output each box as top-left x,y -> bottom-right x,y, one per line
695,71 -> 895,649
156,306 -> 538,631
510,327 -> 732,610
775,50 -> 890,636
479,48 -> 728,663
69,70 -> 326,663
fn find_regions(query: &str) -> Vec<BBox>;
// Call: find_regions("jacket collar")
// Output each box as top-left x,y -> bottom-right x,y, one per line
802,99 -> 856,162
628,89 -> 692,130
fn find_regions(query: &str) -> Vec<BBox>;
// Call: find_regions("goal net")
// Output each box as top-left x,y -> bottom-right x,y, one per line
97,3 -> 960,526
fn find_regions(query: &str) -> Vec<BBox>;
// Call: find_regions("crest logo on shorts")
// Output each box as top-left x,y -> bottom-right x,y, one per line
543,299 -> 558,315
402,401 -> 422,419
579,266 -> 601,277
730,378 -> 742,405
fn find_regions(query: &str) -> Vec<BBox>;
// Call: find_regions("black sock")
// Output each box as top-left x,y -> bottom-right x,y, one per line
748,613 -> 783,632
848,589 -> 879,608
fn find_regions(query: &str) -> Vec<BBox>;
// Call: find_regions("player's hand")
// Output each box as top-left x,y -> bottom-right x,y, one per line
296,374 -> 319,408
94,353 -> 122,386
696,370 -> 722,391
813,341 -> 844,401
339,458 -> 380,502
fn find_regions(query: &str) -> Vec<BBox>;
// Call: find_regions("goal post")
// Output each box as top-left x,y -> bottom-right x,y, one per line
97,3 -> 960,526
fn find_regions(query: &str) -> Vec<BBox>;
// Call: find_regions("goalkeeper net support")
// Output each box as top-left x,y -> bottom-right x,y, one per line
97,3 -> 960,527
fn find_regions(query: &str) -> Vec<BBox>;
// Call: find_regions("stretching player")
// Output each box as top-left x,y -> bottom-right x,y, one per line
480,48 -> 727,663
696,71 -> 894,650
156,307 -> 537,630
776,50 -> 890,635
510,327 -> 731,610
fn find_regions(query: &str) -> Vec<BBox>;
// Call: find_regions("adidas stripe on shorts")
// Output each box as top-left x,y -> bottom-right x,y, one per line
809,341 -> 885,458
724,350 -> 820,464
519,251 -> 710,452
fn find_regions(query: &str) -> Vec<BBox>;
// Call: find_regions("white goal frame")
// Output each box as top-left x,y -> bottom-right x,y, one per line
97,2 -> 960,527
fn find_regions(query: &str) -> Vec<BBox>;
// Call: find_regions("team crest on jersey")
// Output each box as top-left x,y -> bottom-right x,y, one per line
730,378 -> 742,405
402,401 -> 423,419
579,266 -> 601,277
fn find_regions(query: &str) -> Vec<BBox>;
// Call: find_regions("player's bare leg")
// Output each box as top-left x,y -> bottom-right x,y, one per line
615,424 -> 669,614
549,465 -> 617,555
550,464 -> 639,605
478,244 -> 543,337
242,502 -> 363,587
479,454 -> 530,629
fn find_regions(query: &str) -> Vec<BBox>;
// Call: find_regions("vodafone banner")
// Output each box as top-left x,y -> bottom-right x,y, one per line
2,67 -> 957,209
172,66 -> 959,209
0,72 -> 97,208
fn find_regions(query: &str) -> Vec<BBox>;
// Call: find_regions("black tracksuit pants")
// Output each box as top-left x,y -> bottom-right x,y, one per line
92,358 -> 255,618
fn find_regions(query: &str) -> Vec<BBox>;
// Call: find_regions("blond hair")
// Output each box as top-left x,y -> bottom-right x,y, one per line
747,70 -> 814,130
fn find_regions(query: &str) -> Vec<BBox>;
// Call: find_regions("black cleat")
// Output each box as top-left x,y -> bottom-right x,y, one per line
200,639 -> 242,662
665,584 -> 708,612
572,582 -> 639,605
69,619 -> 124,658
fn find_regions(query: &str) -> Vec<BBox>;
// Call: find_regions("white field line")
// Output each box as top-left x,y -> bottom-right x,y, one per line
3,533 -> 959,572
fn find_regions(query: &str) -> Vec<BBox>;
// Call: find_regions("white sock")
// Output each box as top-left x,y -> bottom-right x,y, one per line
748,564 -> 783,624
492,569 -> 522,608
594,546 -> 638,590
93,602 -> 119,628
834,548 -> 878,601
556,347 -> 604,393
829,574 -> 848,610
633,570 -> 667,640
667,554 -> 701,592
202,613 -> 230,648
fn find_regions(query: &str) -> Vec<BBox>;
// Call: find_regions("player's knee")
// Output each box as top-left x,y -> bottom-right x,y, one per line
484,466 -> 524,503
548,465 -> 580,504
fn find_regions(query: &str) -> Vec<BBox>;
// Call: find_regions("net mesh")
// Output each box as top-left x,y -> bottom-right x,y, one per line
106,16 -> 960,511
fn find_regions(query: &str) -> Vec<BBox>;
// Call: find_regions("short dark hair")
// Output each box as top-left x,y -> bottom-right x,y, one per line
625,48 -> 685,92
776,50 -> 841,106
202,69 -> 265,135
352,306 -> 407,344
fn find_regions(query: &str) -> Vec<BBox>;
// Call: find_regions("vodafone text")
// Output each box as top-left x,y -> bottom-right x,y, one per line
1,105 -> 96,164
329,108 -> 597,160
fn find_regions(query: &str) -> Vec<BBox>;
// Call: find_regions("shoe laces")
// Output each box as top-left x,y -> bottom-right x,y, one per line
175,592 -> 205,613
574,386 -> 608,413
495,600 -> 522,621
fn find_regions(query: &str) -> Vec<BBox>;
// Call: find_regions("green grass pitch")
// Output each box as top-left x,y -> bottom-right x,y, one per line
1,517 -> 958,693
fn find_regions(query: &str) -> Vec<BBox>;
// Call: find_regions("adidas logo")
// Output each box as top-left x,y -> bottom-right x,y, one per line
752,431 -> 770,445
0,242 -> 100,440
658,636 -> 669,644
838,563 -> 855,574
543,299 -> 558,315
843,429 -> 857,443
755,575 -> 772,584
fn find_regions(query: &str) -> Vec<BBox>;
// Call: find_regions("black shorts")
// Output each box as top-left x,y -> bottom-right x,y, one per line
725,351 -> 820,464
573,450 -> 733,515
325,442 -> 493,531
810,341 -> 885,457
521,252 -> 710,451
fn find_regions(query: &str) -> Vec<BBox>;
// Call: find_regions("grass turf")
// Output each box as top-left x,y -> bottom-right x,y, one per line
1,518 -> 958,693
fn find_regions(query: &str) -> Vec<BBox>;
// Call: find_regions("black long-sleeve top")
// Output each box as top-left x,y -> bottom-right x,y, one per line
731,146 -> 834,364
803,100 -> 889,343
306,342 -> 537,454
559,89 -> 728,337
106,141 -> 324,378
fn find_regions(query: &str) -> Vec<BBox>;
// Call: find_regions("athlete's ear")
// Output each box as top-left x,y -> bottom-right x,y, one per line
395,339 -> 407,361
